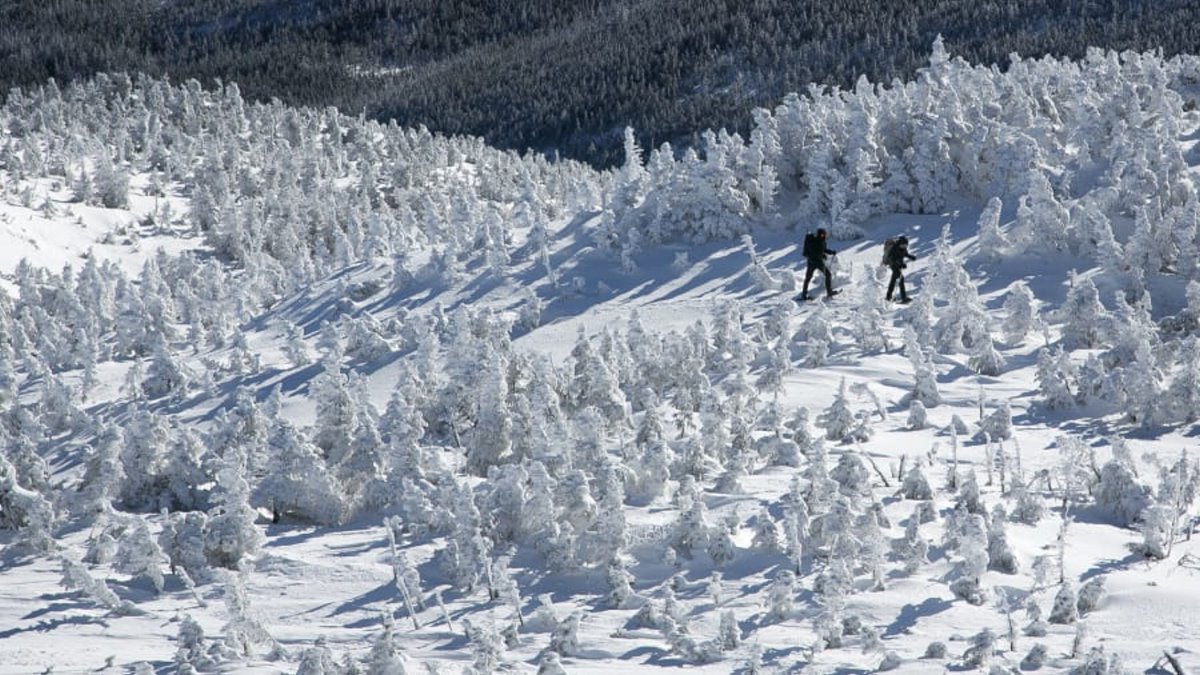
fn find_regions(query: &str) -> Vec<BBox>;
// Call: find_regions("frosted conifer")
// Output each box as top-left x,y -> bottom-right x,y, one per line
1048,581 -> 1078,624
176,615 -> 218,672
819,378 -> 858,442
976,196 -> 1008,260
799,303 -> 833,368
912,354 -> 941,408
1002,281 -> 1037,345
115,517 -> 167,594
907,399 -> 929,430
1060,272 -> 1107,350
258,421 -> 345,525
977,402 -> 1013,442
987,505 -> 1019,574
537,652 -> 567,675
364,613 -> 407,675
204,447 -> 264,569
831,450 -> 873,500
548,611 -> 581,657
766,569 -> 796,621
1036,347 -> 1077,409
0,454 -> 56,551
606,555 -> 637,609
968,329 -> 1006,376
900,463 -> 934,501
1094,460 -> 1151,527
1077,576 -> 1107,617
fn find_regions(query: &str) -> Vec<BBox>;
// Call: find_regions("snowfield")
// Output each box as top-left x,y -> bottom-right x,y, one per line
0,46 -> 1199,675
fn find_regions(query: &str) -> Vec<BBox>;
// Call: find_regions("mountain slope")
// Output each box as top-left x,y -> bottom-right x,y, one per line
0,49 -> 1198,673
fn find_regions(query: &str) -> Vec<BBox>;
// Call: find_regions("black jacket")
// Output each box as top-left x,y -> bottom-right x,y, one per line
887,243 -> 916,269
806,239 -> 837,263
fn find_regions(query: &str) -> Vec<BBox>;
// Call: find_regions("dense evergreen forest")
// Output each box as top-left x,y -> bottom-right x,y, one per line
3,0 -> 1200,166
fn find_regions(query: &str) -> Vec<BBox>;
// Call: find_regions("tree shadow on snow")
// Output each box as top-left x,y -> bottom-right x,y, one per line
21,597 -> 95,621
883,596 -> 953,638
330,581 -> 396,619
0,613 -> 108,640
1078,551 -> 1148,582
618,644 -> 670,663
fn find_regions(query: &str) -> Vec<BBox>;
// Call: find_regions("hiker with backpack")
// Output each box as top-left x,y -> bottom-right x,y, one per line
883,235 -> 917,303
800,228 -> 838,300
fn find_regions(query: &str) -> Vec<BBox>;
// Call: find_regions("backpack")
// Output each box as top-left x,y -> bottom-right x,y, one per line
803,232 -> 821,258
882,237 -> 897,266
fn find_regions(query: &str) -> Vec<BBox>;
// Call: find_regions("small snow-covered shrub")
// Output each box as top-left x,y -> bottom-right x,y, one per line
1069,647 -> 1124,675
1021,644 -> 1048,670
1094,461 -> 1151,527
1048,581 -> 1078,624
1076,576 -> 1106,616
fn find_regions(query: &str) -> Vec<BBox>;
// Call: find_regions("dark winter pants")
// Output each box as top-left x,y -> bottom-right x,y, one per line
802,259 -> 833,297
886,266 -> 908,301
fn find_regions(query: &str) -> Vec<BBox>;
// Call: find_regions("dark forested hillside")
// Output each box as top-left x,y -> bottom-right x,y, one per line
3,0 -> 1200,166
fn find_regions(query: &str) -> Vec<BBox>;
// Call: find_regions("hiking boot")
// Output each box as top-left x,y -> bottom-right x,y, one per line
898,296 -> 912,304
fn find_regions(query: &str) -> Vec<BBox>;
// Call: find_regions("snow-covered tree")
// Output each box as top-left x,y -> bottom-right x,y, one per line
0,454 -> 56,551
976,196 -> 1008,259
1048,580 -> 1078,624
204,447 -> 264,569
799,303 -> 833,368
900,462 -> 934,501
1036,346 -> 1078,409
987,505 -> 1019,574
968,329 -> 1006,376
907,400 -> 929,430
948,513 -> 989,605
831,450 -> 873,500
1094,459 -> 1151,527
256,420 -> 344,525
605,554 -> 637,609
364,613 -> 408,675
819,378 -> 858,442
114,517 -> 167,594
175,614 -> 219,672
765,569 -> 796,622
1060,272 -> 1107,350
1002,281 -> 1037,345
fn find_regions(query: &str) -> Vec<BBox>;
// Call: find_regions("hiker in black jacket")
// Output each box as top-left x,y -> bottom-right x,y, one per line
800,228 -> 838,300
885,235 -> 917,303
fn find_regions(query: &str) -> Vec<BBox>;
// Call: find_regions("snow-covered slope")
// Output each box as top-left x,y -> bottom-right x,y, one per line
0,52 -> 1199,675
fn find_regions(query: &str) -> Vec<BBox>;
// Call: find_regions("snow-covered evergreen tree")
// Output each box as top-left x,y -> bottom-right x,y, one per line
819,378 -> 858,442
1060,272 -> 1107,350
799,303 -> 833,368
765,569 -> 796,622
1002,281 -> 1037,345
204,447 -> 264,569
1036,346 -> 1078,409
976,196 -> 1008,259
900,462 -> 934,501
1048,580 -> 1079,624
256,420 -> 344,525
364,613 -> 408,675
987,505 -> 1019,574
0,452 -> 56,552
114,517 -> 167,594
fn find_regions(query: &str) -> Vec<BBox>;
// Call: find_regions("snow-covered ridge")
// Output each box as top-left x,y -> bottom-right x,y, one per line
0,47 -> 1198,673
